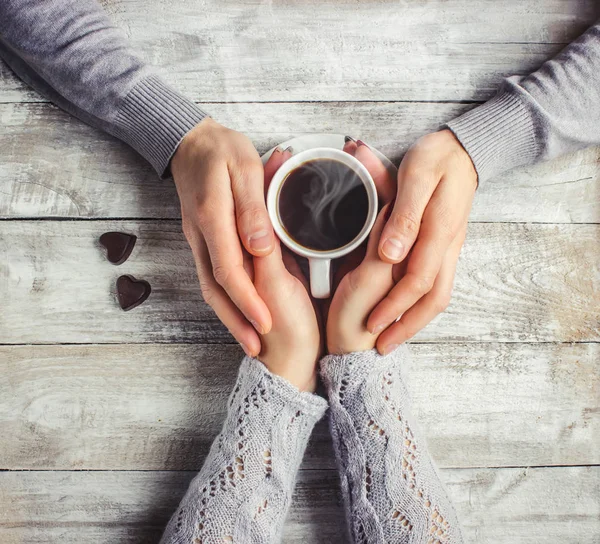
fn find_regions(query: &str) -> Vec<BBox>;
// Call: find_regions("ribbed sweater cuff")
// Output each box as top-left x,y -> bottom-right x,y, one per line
112,74 -> 208,177
445,89 -> 540,183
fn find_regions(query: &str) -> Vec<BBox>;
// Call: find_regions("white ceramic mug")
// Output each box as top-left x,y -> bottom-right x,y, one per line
267,147 -> 378,298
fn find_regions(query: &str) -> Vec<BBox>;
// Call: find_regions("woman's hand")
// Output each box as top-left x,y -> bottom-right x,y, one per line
253,149 -> 322,392
323,139 -> 397,353
326,202 -> 396,354
171,118 -> 276,358
368,130 -> 476,353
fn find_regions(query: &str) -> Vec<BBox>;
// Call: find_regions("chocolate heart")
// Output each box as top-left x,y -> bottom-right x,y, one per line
116,275 -> 151,311
99,232 -> 137,265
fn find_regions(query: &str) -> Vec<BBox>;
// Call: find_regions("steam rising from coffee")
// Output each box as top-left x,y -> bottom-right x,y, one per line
278,159 -> 369,251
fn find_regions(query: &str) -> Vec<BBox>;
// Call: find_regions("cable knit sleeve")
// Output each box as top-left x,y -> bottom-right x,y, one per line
161,357 -> 328,544
320,347 -> 462,544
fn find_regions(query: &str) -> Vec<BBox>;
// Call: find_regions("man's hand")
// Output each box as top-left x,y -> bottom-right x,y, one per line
171,118 -> 275,357
368,129 -> 477,353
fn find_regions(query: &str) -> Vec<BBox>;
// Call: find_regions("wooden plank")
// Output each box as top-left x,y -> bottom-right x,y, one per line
0,467 -> 598,543
1,102 -> 599,222
0,62 -> 39,102
1,343 -> 598,470
448,466 -> 600,544
0,470 -> 344,543
2,0 -> 600,103
0,221 -> 598,344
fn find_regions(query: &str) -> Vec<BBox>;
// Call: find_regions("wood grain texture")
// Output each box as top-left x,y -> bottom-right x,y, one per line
0,470 -> 344,544
1,467 -> 598,544
1,1 -> 599,540
1,343 -> 598,471
1,221 -> 598,344
1,0 -> 600,103
1,102 -> 599,222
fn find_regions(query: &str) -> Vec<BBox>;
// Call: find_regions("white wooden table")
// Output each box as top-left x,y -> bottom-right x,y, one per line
1,1 -> 599,542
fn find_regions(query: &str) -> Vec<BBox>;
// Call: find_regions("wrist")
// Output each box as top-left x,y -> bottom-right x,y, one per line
439,129 -> 478,190
326,319 -> 377,355
259,353 -> 319,392
113,74 -> 208,178
327,339 -> 375,355
248,356 -> 322,398
170,117 -> 216,182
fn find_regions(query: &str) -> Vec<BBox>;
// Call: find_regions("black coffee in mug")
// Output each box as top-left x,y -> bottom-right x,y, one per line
278,159 -> 369,251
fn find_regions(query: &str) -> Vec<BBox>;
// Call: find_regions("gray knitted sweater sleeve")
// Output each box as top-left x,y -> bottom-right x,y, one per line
447,21 -> 600,183
321,347 -> 463,544
0,0 -> 207,176
160,349 -> 462,544
160,357 -> 328,544
2,3 -> 598,183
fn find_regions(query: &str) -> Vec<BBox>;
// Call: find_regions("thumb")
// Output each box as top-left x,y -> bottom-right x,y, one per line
364,201 -> 394,264
378,159 -> 438,263
253,238 -> 288,286
231,156 -> 275,257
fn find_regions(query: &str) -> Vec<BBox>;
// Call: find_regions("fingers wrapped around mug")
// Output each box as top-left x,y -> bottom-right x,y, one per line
344,137 -> 396,204
172,120 -> 279,356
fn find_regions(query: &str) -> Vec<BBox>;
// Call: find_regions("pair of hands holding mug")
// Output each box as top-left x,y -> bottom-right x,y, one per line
171,118 -> 478,381
248,146 -> 396,392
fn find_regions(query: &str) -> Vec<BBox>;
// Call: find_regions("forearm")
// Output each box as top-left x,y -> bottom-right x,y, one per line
447,21 -> 600,182
161,357 -> 327,544
0,0 -> 207,176
321,348 -> 462,544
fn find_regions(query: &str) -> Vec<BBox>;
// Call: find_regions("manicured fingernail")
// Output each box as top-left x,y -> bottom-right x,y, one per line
370,323 -> 386,335
284,146 -> 294,154
356,139 -> 369,148
344,136 -> 356,143
240,343 -> 252,357
250,319 -> 265,335
383,344 -> 399,355
381,238 -> 404,261
248,229 -> 272,252
272,146 -> 283,154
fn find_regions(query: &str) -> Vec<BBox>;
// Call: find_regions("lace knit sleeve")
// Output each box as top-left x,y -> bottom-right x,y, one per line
320,348 -> 463,544
161,357 -> 328,544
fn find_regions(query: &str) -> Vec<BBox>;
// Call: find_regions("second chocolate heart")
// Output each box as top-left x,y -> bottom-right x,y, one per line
116,275 -> 151,311
100,232 -> 137,265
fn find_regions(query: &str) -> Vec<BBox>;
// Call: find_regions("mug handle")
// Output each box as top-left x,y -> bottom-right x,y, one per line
309,258 -> 331,299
